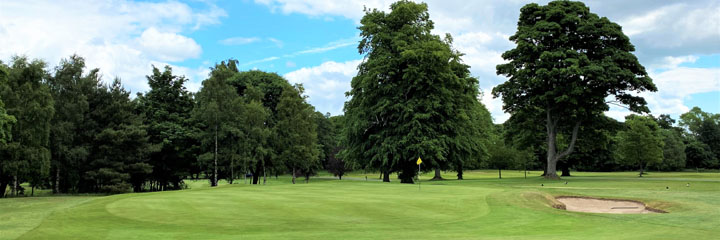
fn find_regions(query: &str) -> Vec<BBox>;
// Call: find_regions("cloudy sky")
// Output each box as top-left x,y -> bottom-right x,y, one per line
1,0 -> 718,123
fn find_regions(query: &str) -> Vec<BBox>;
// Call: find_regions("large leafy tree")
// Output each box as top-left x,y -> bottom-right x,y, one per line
227,70 -> 292,184
47,55 -> 97,193
0,63 -> 16,197
0,67 -> 16,146
275,84 -> 320,184
238,86 -> 271,184
86,79 -> 153,193
137,66 -> 196,190
194,61 -> 243,186
326,115 -> 349,179
615,115 -> 663,176
344,0 -> 489,183
656,129 -> 686,171
679,107 -> 719,136
494,1 -> 656,179
0,101 -> 14,146
314,111 -> 335,168
679,107 -> 720,169
0,57 -> 54,197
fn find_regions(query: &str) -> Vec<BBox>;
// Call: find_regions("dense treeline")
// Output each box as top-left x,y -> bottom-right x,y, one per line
0,56 -> 331,197
497,111 -> 720,177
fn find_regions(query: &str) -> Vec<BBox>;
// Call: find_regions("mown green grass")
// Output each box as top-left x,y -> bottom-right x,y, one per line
1,171 -> 719,239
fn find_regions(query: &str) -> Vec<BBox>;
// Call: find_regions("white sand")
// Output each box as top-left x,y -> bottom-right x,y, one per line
556,197 -> 656,214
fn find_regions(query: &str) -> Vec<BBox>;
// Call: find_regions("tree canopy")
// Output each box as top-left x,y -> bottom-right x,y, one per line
615,115 -> 664,176
494,0 -> 656,179
343,0 -> 491,183
137,66 -> 196,190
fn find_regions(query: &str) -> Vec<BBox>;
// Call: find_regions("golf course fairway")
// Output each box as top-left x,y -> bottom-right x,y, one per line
1,171 -> 719,239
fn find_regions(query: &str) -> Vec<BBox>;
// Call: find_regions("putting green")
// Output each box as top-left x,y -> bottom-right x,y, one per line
2,171 -> 719,239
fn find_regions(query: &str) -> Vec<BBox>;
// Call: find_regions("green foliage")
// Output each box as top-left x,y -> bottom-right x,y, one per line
0,56 -> 55,197
697,118 -> 720,163
227,70 -> 292,183
313,112 -> 334,167
679,107 -> 720,136
654,129 -> 686,171
684,139 -> 717,169
275,84 -> 320,183
344,0 -> 490,183
237,87 -> 271,183
615,115 -> 664,176
0,68 -> 16,145
47,55 -> 97,193
193,60 -> 243,186
137,65 -> 196,190
678,107 -> 720,169
493,0 -> 655,178
86,79 -> 153,193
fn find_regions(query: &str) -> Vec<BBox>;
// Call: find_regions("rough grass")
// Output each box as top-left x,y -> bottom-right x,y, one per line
1,170 -> 719,239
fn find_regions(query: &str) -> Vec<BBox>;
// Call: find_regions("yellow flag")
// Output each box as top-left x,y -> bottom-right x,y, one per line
416,157 -> 422,165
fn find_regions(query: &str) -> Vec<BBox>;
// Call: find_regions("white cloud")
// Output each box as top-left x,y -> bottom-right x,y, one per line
651,67 -> 720,98
0,0 -> 225,94
268,38 -> 284,48
653,55 -> 699,69
138,27 -> 202,62
296,40 -> 355,55
244,56 -> 280,66
604,67 -> 720,121
219,37 -> 261,45
242,37 -> 358,66
616,2 -> 720,59
284,60 -> 361,115
254,0 -> 394,21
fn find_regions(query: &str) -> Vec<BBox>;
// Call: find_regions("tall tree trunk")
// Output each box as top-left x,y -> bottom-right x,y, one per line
561,162 -> 571,176
13,175 -> 18,197
545,111 -> 580,179
498,168 -> 502,179
262,163 -> 266,185
382,171 -> 390,182
54,168 -> 60,194
292,167 -> 296,184
305,173 -> 309,183
213,124 -> 218,187
457,167 -> 463,180
0,181 -> 7,198
432,168 -> 443,180
252,173 -> 259,184
229,156 -> 234,185
252,161 -> 261,184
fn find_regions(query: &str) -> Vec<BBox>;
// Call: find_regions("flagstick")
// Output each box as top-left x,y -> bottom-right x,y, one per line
418,163 -> 421,191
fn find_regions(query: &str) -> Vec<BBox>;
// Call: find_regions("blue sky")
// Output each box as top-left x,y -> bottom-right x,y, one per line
1,0 -> 718,123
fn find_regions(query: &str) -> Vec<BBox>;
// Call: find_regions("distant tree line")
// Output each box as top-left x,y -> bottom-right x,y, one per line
0,56 -> 343,197
499,110 -> 720,178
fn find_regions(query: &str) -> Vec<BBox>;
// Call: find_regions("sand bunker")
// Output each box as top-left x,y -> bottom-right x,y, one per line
555,196 -> 665,214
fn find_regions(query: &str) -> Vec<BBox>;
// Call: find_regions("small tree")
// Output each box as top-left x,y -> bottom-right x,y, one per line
616,115 -> 663,177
